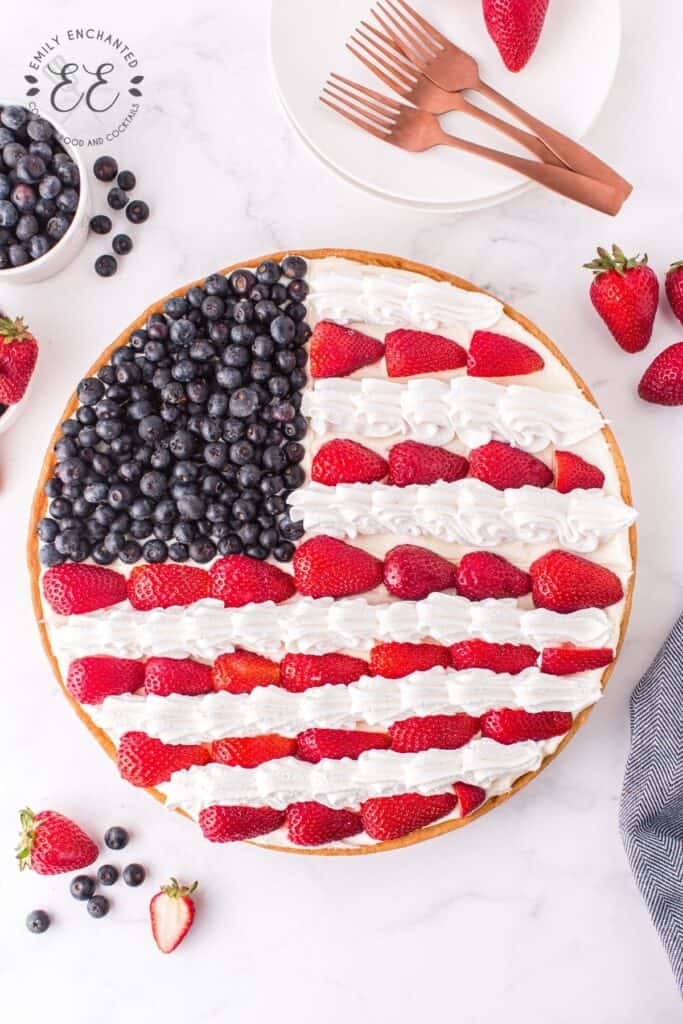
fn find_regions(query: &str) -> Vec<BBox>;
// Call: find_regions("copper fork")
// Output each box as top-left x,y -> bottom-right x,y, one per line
320,76 -> 626,216
372,0 -> 632,200
348,21 -> 566,168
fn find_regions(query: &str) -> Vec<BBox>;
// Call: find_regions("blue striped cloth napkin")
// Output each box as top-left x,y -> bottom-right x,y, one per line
620,613 -> 683,995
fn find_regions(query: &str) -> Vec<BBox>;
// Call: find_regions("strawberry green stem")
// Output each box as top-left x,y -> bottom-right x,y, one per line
583,244 -> 648,278
161,877 -> 198,899
16,807 -> 37,871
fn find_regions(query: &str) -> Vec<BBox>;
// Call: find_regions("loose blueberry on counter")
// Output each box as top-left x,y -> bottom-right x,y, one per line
95,254 -> 117,277
93,155 -> 118,182
70,875 -> 96,901
112,233 -> 133,255
87,894 -> 110,918
26,909 -> 50,933
125,199 -> 149,224
117,170 -> 136,191
107,187 -> 128,210
97,864 -> 119,886
90,214 -> 112,235
123,863 -> 146,887
104,826 -> 129,850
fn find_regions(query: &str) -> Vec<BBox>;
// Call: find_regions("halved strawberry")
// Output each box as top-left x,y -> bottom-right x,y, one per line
199,804 -> 285,842
279,652 -> 368,692
296,728 -> 390,763
212,734 -> 296,768
128,564 -> 209,611
293,536 -> 383,598
480,708 -> 572,744
66,656 -> 144,704
144,657 -> 212,697
285,802 -> 363,846
150,878 -> 197,954
540,647 -> 614,676
450,639 -> 538,675
369,642 -> 450,678
311,438 -> 388,485
555,450 -> 605,493
383,544 -> 457,600
310,321 -> 384,378
117,731 -> 210,787
530,550 -> 623,612
209,555 -> 296,607
16,808 -> 98,875
468,441 -> 553,490
361,792 -> 457,841
387,440 -> 469,487
467,330 -> 544,376
454,782 -> 486,817
42,563 -> 127,615
212,651 -> 281,694
455,551 -> 531,601
389,714 -> 480,753
384,328 -> 467,377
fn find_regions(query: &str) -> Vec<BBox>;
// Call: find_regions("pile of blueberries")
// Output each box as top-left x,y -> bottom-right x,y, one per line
0,105 -> 81,269
37,255 -> 309,567
90,154 -> 150,277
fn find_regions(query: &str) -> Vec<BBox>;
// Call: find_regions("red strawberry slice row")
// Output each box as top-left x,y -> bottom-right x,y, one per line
530,550 -> 623,612
384,328 -> 467,377
144,657 -> 213,697
361,792 -> 457,841
455,551 -> 531,601
469,440 -> 553,490
450,639 -> 538,675
42,563 -> 127,615
212,651 -> 281,694
280,652 -> 368,692
66,656 -> 144,704
296,728 -> 390,763
540,647 -> 614,676
387,440 -> 469,487
128,564 -> 209,611
454,782 -> 486,817
383,544 -> 457,600
480,708 -> 572,744
286,801 -> 363,846
389,713 -> 480,753
199,804 -> 285,842
467,329 -> 545,376
554,450 -> 606,493
312,438 -> 388,485
310,321 -> 385,379
293,535 -> 383,598
212,734 -> 296,768
638,341 -> 683,406
209,555 -> 295,607
16,807 -> 98,876
369,642 -> 450,678
117,731 -> 210,787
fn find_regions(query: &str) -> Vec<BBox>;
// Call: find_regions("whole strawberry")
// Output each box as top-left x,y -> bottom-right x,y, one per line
665,261 -> 683,326
16,807 -> 97,875
0,316 -> 38,404
483,0 -> 550,73
584,245 -> 659,353
638,342 -> 683,406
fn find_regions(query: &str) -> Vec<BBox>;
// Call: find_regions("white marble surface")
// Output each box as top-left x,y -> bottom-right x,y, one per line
1,0 -> 682,1019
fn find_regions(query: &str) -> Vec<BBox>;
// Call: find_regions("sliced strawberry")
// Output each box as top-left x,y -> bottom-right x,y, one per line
312,438 -> 388,485
296,728 -> 390,763
286,802 -> 363,846
212,734 -> 296,768
361,792 -> 457,841
480,708 -> 572,744
144,657 -> 212,697
66,656 -> 144,704
150,878 -> 197,954
384,328 -> 467,377
467,330 -> 545,376
454,782 -> 486,817
469,441 -> 553,490
455,551 -> 531,601
555,450 -> 605,493
117,731 -> 210,787
389,713 -> 480,753
42,563 -> 127,615
540,647 -> 614,676
212,651 -> 281,694
310,321 -> 384,378
209,555 -> 295,607
16,808 -> 98,875
450,639 -> 538,675
198,804 -> 285,842
128,564 -> 209,611
383,544 -> 457,600
369,642 -> 450,678
279,652 -> 368,692
387,440 -> 469,487
293,536 -> 383,598
530,550 -> 623,612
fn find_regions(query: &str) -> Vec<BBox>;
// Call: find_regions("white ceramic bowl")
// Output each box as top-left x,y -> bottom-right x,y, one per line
0,99 -> 90,285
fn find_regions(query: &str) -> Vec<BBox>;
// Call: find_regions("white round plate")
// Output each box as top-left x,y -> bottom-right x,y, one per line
270,0 -> 621,211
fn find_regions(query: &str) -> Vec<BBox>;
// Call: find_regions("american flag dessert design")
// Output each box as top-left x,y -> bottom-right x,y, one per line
31,251 -> 637,853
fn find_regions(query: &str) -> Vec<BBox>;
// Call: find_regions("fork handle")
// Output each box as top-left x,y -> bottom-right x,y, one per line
458,96 -> 567,169
476,81 -> 632,199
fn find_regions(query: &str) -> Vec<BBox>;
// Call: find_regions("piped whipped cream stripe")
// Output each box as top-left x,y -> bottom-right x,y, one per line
47,595 -> 616,661
159,737 -> 562,813
89,666 -> 602,744
301,377 -> 605,453
288,480 -> 636,554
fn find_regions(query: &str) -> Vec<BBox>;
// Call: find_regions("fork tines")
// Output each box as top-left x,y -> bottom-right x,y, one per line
372,0 -> 446,61
347,22 -> 418,97
320,75 -> 400,140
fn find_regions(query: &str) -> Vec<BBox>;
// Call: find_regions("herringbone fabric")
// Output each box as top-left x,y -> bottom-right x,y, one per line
620,614 -> 683,995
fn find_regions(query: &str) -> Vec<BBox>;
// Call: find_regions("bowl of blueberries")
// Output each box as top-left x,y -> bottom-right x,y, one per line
0,101 -> 90,284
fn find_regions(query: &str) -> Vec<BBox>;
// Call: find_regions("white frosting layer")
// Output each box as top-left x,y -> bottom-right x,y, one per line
90,666 -> 601,744
288,480 -> 636,554
48,594 -> 615,661
306,258 -> 503,332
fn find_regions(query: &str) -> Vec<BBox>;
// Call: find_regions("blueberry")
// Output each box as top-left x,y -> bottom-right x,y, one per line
169,318 -> 196,345
218,534 -> 243,556
37,517 -> 59,542
11,183 -> 37,212
143,539 -> 168,562
56,160 -> 79,187
201,294 -> 225,320
204,273 -> 229,296
45,214 -> 70,240
232,497 -> 256,522
97,864 -> 119,886
168,542 -> 189,561
268,375 -> 289,398
270,315 -> 296,345
281,254 -> 307,279
39,544 -> 64,566
119,539 -> 142,563
0,200 -> 18,228
177,494 -> 205,520
256,259 -> 281,285
229,269 -> 256,296
28,234 -> 49,260
9,243 -> 29,267
2,142 -> 27,168
273,540 -> 295,562
123,862 -> 146,887
1,105 -> 29,131
216,367 -> 242,390
117,169 -> 136,191
95,254 -> 117,277
87,894 -> 110,918
254,299 -> 279,324
229,387 -> 258,418
107,483 -> 133,510
90,214 -> 112,234
222,344 -> 250,368
26,909 -> 50,933
0,174 -> 9,200
104,825 -> 129,850
189,537 -> 216,562
139,414 -> 164,444
92,543 -> 115,564
27,117 -> 54,142
70,875 -> 96,901
56,187 -> 79,213
125,199 -> 149,223
112,233 -> 133,255
93,155 -> 118,181
107,186 -> 128,210
288,278 -> 309,302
